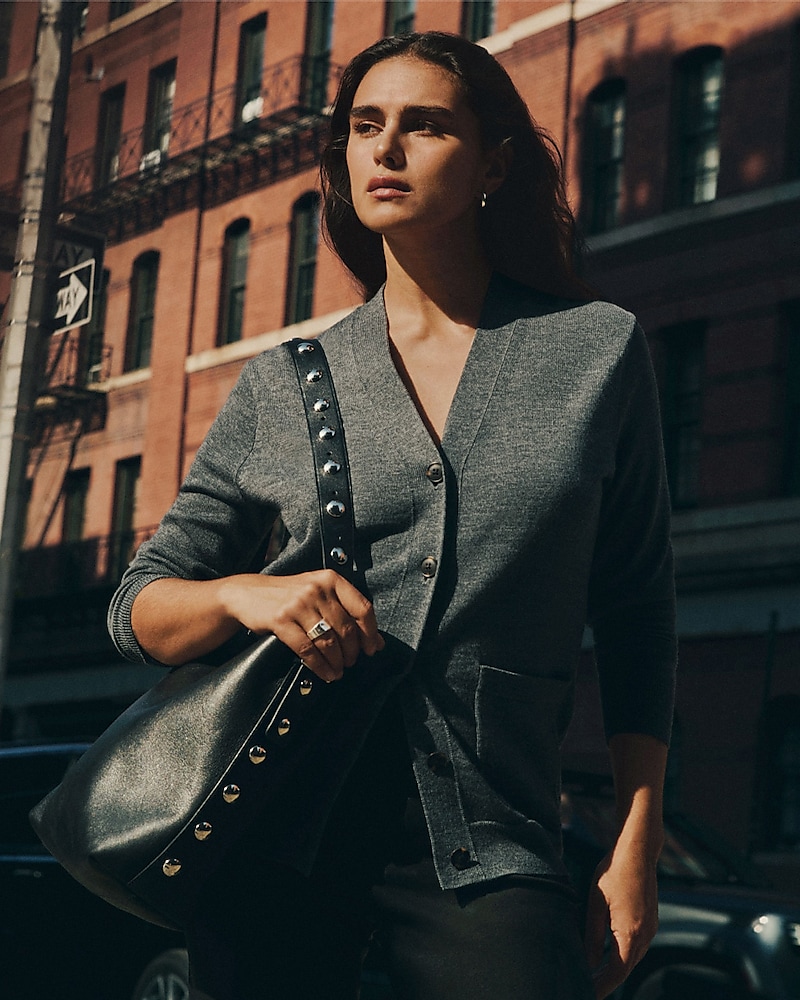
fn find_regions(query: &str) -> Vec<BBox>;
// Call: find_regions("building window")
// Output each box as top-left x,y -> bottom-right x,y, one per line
385,0 -> 416,36
84,267 -> 109,385
108,0 -> 132,21
110,457 -> 140,581
237,13 -> 266,126
583,79 -> 626,234
782,302 -> 800,496
662,322 -> 705,508
125,252 -> 158,371
461,0 -> 495,42
285,194 -> 319,326
219,219 -> 250,346
303,1 -> 334,112
671,46 -> 724,207
96,84 -> 125,187
788,23 -> 800,181
142,60 -> 175,169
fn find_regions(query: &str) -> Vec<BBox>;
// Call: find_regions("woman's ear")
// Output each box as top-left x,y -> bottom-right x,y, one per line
483,138 -> 512,197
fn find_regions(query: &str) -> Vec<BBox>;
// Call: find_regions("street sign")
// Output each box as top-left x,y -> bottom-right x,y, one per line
53,257 -> 94,331
49,221 -> 105,332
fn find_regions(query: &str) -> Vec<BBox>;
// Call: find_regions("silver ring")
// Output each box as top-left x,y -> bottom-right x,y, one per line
306,619 -> 333,641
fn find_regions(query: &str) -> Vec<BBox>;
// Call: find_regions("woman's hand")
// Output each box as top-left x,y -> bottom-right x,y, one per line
584,732 -> 668,998
131,571 -> 384,678
584,843 -> 659,998
219,569 -> 385,682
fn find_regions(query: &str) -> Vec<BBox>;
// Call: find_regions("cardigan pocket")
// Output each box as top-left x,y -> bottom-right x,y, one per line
475,665 -> 570,827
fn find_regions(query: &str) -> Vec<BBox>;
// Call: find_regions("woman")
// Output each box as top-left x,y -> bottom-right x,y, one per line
109,31 -> 676,1000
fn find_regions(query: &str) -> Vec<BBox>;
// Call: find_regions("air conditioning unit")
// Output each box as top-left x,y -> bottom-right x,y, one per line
139,148 -> 162,173
240,96 -> 263,124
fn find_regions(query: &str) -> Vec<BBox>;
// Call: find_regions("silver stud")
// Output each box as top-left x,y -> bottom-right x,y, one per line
277,719 -> 291,736
299,678 -> 313,696
318,426 -> 335,441
323,460 -> 341,475
326,500 -> 345,517
330,547 -> 348,565
305,369 -> 323,383
297,341 -> 315,353
222,784 -> 241,803
248,745 -> 267,764
194,821 -> 212,841
313,398 -> 329,412
162,859 -> 182,876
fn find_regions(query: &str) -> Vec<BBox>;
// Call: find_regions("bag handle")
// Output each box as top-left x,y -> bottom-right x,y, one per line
286,338 -> 358,585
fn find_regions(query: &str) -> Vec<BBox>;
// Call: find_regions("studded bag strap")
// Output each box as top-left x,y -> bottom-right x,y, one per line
286,338 -> 358,585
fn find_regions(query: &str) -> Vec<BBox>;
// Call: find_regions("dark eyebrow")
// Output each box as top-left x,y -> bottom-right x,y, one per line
349,104 -> 457,121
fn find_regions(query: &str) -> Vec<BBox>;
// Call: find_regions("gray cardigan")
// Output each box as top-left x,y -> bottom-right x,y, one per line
108,274 -> 677,891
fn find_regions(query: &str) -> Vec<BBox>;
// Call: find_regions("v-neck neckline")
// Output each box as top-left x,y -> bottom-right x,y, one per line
345,273 -> 521,472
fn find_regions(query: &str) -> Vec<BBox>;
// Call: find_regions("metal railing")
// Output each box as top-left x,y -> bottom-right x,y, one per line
62,54 -> 341,204
16,526 -> 157,599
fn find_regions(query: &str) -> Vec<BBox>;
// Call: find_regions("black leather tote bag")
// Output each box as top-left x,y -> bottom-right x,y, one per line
30,339 -> 399,930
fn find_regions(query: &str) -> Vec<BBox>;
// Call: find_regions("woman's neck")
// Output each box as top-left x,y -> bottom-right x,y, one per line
382,233 -> 493,334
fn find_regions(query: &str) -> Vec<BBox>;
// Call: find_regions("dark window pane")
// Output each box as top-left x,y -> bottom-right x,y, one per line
286,194 -> 319,325
782,302 -> 800,496
109,0 -> 133,21
303,1 -> 334,111
674,48 -> 723,207
386,0 -> 415,36
662,322 -> 705,508
96,84 -> 125,187
237,14 -> 266,125
461,0 -> 495,42
585,80 -> 626,233
219,220 -> 250,345
126,253 -> 158,371
110,456 -> 140,580
142,60 -> 175,167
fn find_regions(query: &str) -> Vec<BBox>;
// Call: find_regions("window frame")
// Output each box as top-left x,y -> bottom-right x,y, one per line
96,83 -> 126,188
218,219 -> 250,346
236,13 -> 267,125
125,252 -> 159,372
583,78 -> 627,234
285,193 -> 320,327
671,46 -> 724,208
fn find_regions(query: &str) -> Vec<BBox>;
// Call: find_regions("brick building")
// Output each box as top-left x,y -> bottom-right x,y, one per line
0,0 -> 798,885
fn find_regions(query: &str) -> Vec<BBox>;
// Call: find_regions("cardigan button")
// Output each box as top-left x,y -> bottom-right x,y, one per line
420,556 -> 437,579
450,847 -> 473,871
425,462 -> 444,485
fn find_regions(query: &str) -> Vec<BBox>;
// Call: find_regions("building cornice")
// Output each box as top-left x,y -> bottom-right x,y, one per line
481,0 -> 625,54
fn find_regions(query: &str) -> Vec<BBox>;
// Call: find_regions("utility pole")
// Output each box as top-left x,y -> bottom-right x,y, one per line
0,1 -> 76,726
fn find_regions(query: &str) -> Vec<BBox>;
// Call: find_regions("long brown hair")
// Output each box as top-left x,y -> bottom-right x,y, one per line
320,31 -> 591,301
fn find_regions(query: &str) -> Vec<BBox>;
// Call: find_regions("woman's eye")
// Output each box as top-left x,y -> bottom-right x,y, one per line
414,120 -> 443,135
352,121 -> 379,135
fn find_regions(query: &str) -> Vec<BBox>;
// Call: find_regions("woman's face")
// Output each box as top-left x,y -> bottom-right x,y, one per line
345,56 -> 500,244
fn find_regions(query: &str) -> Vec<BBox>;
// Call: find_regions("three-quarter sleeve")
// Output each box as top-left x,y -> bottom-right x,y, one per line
107,361 -> 278,664
587,323 -> 678,745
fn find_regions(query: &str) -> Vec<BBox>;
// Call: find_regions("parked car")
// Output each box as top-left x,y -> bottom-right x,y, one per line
4,743 -> 800,1000
561,770 -> 800,1000
0,742 -> 187,1000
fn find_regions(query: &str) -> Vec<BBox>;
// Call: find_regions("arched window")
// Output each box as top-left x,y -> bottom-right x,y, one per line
219,219 -> 250,346
671,46 -> 724,207
125,252 -> 159,371
285,193 -> 319,326
583,79 -> 626,234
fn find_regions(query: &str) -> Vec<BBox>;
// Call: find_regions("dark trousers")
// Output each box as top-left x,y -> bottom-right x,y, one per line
185,701 -> 594,999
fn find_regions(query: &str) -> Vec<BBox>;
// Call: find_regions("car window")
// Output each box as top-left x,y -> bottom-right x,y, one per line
0,752 -> 81,854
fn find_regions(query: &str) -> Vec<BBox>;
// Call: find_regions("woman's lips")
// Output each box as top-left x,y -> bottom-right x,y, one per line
367,177 -> 411,198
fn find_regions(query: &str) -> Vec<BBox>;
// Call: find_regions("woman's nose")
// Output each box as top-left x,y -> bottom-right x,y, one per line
374,129 -> 404,168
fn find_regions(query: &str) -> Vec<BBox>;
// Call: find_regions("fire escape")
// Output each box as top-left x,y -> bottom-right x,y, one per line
8,54 -> 342,682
